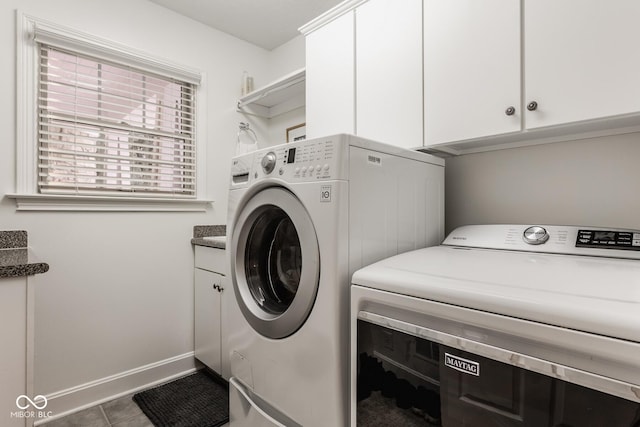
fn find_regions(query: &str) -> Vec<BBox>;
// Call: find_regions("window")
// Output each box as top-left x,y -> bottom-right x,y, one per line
39,46 -> 196,197
15,15 -> 208,211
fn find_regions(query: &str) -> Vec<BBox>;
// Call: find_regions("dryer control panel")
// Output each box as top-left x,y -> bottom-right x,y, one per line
575,229 -> 640,251
443,224 -> 640,260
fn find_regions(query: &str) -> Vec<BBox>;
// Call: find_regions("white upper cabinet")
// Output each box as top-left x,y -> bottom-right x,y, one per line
305,0 -> 640,153
424,0 -> 521,146
303,0 -> 423,148
524,0 -> 640,129
356,0 -> 423,148
424,0 -> 640,153
305,10 -> 356,139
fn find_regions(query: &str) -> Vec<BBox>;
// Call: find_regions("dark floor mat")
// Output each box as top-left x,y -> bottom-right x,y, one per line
133,370 -> 228,427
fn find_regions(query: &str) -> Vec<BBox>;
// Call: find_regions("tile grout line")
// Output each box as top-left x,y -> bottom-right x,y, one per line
98,404 -> 111,426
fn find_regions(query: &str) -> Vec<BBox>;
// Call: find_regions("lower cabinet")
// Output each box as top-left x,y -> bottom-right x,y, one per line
0,277 -> 27,427
194,246 -> 229,379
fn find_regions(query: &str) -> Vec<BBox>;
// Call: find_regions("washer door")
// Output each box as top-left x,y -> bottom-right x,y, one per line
231,187 -> 320,339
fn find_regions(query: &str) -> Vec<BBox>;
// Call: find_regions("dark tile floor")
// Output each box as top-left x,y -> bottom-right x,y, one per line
41,389 -> 231,427
42,393 -> 153,427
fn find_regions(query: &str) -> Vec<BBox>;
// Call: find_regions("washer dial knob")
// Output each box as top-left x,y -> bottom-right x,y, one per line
261,152 -> 277,174
523,226 -> 549,245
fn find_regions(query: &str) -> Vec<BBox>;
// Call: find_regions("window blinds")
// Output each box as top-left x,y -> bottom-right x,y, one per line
38,45 -> 197,198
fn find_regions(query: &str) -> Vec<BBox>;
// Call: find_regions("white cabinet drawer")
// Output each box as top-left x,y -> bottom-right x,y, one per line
194,245 -> 226,274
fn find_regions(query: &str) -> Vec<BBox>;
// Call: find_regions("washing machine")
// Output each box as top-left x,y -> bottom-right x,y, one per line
351,224 -> 640,426
226,134 -> 444,426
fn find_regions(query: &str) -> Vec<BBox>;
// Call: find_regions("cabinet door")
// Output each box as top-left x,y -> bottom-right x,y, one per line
0,278 -> 27,427
219,275 -> 230,380
194,268 -> 222,374
525,0 -> 640,129
305,11 -> 355,139
424,0 -> 521,146
356,0 -> 423,148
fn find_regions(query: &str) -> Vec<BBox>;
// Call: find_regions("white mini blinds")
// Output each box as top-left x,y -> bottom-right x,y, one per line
37,43 -> 197,198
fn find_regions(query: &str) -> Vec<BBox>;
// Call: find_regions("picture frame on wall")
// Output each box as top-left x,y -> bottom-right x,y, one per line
286,123 -> 306,143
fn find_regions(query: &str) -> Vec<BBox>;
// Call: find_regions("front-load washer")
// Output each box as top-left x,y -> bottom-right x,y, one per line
226,134 -> 444,426
351,224 -> 640,426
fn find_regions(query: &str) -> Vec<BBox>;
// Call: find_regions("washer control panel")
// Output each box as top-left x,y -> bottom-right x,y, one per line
251,137 -> 345,182
261,151 -> 277,174
282,144 -> 332,178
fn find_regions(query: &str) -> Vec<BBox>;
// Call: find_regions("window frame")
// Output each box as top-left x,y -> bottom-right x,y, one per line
14,13 -> 211,211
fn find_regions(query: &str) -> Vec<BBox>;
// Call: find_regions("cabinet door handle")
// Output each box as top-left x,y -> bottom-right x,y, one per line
212,284 -> 219,291
218,286 -> 224,292
527,101 -> 538,111
505,106 -> 516,116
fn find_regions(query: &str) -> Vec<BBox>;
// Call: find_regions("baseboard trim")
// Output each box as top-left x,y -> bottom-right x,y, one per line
34,352 -> 198,425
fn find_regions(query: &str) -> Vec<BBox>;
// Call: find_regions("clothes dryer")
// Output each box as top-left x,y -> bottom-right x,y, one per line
226,134 -> 444,426
351,224 -> 640,426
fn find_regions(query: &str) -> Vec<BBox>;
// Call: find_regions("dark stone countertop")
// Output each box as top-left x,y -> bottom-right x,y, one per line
0,248 -> 50,278
191,224 -> 226,249
0,230 -> 49,278
191,237 -> 226,249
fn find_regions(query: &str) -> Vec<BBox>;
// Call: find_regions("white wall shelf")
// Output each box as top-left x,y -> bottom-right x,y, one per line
236,68 -> 305,119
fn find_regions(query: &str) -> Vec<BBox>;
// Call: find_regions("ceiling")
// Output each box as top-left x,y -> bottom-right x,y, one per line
148,0 -> 343,50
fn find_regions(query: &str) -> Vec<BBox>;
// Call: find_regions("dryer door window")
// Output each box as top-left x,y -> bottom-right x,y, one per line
231,186 -> 320,339
356,319 -> 640,426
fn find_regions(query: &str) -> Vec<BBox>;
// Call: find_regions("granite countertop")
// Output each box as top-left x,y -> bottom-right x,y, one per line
191,225 -> 226,249
0,230 -> 49,278
0,248 -> 50,278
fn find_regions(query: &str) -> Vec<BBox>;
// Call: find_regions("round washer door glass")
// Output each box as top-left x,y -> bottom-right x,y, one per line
231,187 -> 320,339
245,207 -> 301,314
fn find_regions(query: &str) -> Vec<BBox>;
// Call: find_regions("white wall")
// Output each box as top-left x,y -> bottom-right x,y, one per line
0,0 -> 272,417
268,106 -> 306,146
268,35 -> 305,80
445,132 -> 640,233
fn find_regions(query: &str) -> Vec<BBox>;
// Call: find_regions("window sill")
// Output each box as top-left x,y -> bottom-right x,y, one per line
5,194 -> 213,212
